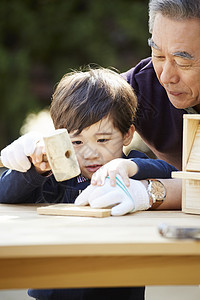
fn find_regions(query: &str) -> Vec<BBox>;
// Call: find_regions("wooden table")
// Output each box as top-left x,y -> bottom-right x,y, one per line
0,204 -> 200,290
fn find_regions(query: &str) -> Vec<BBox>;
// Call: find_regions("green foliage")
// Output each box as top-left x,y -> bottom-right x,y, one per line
0,0 -> 150,148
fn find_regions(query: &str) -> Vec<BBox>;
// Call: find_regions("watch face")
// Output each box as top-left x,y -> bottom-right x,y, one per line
149,180 -> 166,201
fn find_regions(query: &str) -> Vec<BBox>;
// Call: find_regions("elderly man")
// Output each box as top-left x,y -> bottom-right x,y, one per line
123,0 -> 200,172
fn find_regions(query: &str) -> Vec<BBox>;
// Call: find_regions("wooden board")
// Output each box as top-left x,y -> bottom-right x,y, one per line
186,123 -> 200,171
37,204 -> 111,218
183,179 -> 200,214
172,172 -> 200,215
172,171 -> 200,180
175,115 -> 200,215
182,115 -> 199,171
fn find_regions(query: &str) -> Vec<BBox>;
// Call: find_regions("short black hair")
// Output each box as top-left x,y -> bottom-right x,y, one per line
50,67 -> 137,136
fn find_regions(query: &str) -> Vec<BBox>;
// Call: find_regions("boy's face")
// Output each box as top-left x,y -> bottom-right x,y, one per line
69,117 -> 132,179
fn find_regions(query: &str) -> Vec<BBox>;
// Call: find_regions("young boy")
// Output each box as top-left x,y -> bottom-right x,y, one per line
0,67 -> 177,300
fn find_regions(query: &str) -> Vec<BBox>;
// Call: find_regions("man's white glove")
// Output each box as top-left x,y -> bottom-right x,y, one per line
75,175 -> 150,216
1,132 -> 42,172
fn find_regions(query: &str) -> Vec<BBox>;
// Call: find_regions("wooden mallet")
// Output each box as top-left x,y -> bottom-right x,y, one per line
0,128 -> 80,182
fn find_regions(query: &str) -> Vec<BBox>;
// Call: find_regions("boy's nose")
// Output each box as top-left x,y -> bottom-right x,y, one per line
83,146 -> 100,160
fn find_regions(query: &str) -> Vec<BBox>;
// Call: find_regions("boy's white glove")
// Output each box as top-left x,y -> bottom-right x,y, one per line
75,175 -> 150,216
1,132 -> 42,172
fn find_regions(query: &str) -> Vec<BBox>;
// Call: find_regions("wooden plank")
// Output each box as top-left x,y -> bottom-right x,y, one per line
183,207 -> 200,215
172,172 -> 200,214
0,255 -> 200,289
37,204 -> 111,218
183,179 -> 200,214
182,116 -> 199,171
172,171 -> 200,180
186,123 -> 200,171
183,114 -> 200,120
181,115 -> 200,214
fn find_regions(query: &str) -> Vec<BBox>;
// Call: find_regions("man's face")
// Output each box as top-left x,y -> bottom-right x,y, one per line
150,14 -> 200,110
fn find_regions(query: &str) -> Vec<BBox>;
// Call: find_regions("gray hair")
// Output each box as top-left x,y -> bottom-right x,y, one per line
149,0 -> 200,33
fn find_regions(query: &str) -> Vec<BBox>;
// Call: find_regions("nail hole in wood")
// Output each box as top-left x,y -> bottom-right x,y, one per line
65,151 -> 71,158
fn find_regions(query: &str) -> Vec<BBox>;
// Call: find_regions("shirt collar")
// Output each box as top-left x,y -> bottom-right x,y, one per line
77,174 -> 89,183
184,107 -> 198,114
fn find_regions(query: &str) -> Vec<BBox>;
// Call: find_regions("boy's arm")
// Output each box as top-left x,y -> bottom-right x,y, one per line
0,166 -> 50,204
130,157 -> 177,180
91,157 -> 177,187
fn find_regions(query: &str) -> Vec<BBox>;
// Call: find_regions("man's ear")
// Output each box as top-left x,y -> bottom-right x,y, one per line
123,124 -> 135,146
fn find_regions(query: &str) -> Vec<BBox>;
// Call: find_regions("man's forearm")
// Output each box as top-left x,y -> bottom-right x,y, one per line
141,178 -> 182,210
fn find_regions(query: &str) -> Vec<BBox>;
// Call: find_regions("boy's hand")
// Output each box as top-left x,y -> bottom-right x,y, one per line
91,158 -> 138,187
29,140 -> 51,174
1,132 -> 51,174
1,132 -> 42,172
75,175 -> 150,216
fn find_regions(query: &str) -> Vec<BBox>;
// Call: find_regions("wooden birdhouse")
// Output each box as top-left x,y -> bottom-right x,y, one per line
172,114 -> 200,214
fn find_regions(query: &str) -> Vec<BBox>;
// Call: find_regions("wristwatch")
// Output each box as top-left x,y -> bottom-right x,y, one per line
147,179 -> 166,208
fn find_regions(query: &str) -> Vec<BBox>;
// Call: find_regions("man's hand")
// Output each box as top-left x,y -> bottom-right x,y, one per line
91,158 -> 138,187
75,175 -> 150,216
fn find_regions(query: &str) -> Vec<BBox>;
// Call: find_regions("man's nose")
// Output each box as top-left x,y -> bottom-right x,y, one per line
160,61 -> 179,85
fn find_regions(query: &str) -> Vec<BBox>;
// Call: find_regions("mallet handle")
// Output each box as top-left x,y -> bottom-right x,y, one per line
0,155 -> 48,168
0,156 -> 4,168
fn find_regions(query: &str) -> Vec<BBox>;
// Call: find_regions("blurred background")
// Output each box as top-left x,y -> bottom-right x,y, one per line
0,1 -> 200,298
0,0 -> 150,149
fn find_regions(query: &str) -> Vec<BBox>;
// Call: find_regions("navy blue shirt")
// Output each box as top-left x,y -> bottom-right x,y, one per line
122,57 -> 187,170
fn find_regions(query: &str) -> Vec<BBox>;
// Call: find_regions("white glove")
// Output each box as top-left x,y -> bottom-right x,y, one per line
1,132 -> 42,172
75,175 -> 150,216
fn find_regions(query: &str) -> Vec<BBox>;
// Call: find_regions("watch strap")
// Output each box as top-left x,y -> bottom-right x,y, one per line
147,179 -> 166,209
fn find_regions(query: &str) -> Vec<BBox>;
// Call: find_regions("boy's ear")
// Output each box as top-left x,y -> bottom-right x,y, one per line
123,124 -> 135,146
